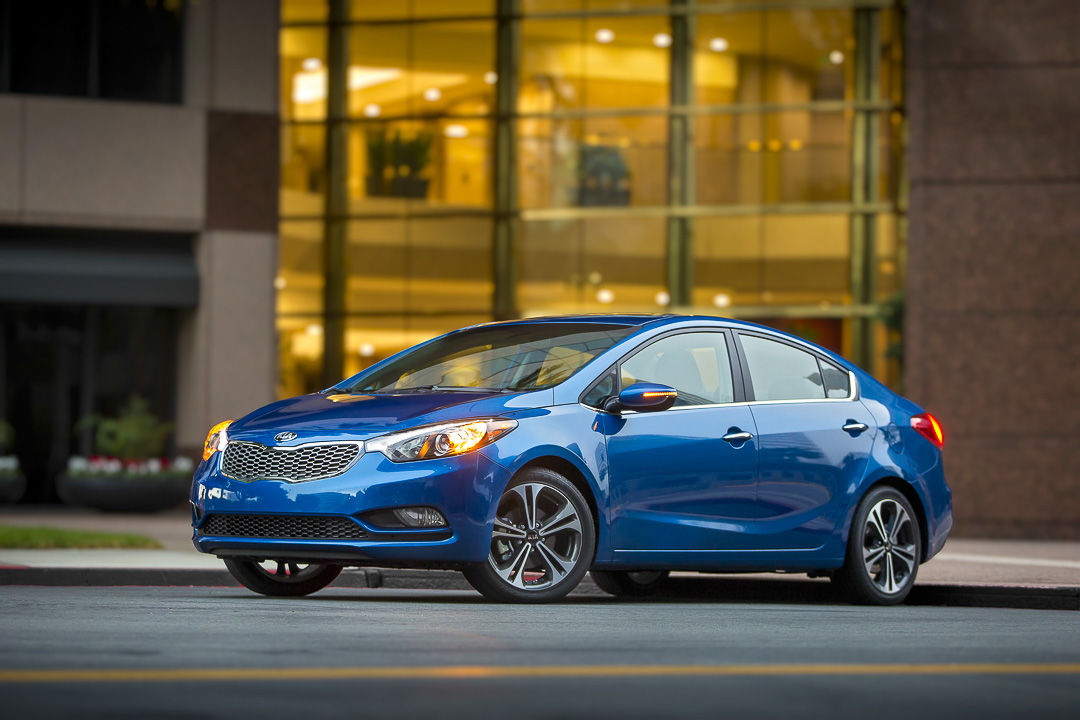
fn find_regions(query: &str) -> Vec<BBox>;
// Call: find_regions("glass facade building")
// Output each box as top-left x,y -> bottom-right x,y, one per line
278,0 -> 905,397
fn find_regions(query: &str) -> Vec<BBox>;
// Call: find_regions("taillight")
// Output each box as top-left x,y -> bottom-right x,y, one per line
911,413 -> 944,449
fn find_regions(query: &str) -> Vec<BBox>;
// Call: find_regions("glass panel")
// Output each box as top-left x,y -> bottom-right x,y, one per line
277,220 -> 325,316
692,214 -> 850,308
277,315 -> 326,398
621,333 -> 735,406
346,220 -> 407,313
520,15 -> 669,111
740,334 -> 826,402
343,314 -> 492,378
99,0 -> 184,103
820,359 -> 850,398
875,213 -> 901,301
697,109 -> 852,205
282,0 -> 328,23
413,21 -> 496,115
347,119 -> 493,212
695,9 -> 852,106
347,24 -> 409,118
281,27 -> 328,121
408,217 -> 493,312
518,217 -> 666,314
412,0 -> 494,17
518,115 -> 666,209
9,2 -> 90,96
280,124 -> 326,216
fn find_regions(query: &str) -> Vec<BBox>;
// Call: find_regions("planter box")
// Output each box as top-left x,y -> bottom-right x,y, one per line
0,474 -> 25,504
57,473 -> 191,513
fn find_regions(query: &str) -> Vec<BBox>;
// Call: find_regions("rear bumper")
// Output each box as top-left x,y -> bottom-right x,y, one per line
190,448 -> 509,566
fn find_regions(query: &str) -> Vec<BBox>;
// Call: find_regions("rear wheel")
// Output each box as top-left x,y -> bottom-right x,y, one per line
833,486 -> 921,605
590,570 -> 669,597
463,468 -> 595,603
224,558 -> 341,597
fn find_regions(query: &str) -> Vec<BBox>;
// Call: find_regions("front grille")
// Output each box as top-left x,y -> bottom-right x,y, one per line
221,441 -> 360,483
199,514 -> 367,540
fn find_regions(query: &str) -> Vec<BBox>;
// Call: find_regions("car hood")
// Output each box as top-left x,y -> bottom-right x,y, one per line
226,388 -> 550,445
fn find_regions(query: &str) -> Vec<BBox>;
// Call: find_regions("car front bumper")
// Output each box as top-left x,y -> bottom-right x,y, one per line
190,448 -> 509,566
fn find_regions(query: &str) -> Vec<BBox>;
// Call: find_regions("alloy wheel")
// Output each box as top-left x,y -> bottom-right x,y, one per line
488,482 -> 584,591
254,560 -> 325,584
861,498 -> 917,594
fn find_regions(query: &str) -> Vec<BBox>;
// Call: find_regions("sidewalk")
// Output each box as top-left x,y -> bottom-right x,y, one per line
1,506 -> 1078,608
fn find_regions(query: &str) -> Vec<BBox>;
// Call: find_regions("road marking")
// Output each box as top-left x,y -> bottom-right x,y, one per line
2,663 -> 1079,684
936,553 -> 1080,570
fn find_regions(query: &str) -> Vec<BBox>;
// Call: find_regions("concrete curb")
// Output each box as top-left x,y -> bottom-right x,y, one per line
1,567 -> 1076,610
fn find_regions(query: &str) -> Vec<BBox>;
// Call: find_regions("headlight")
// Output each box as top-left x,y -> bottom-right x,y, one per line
365,419 -> 517,462
202,420 -> 232,461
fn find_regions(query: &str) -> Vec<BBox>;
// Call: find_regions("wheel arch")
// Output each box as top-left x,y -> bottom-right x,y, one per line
515,455 -> 602,558
859,476 -> 931,562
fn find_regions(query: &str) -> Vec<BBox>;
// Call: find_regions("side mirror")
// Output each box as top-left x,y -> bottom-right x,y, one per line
603,382 -> 678,414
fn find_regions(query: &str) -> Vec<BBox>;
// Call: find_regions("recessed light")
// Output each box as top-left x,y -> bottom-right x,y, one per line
363,103 -> 381,118
444,124 -> 468,138
595,28 -> 614,44
484,71 -> 498,85
709,37 -> 729,53
301,57 -> 322,72
828,50 -> 844,65
423,87 -> 442,102
653,33 -> 672,48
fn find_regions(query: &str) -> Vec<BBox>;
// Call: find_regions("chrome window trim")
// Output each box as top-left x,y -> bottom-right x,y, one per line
220,440 -> 364,483
581,370 -> 859,415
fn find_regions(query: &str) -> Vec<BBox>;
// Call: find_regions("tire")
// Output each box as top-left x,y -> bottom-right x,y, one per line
224,558 -> 342,597
463,467 -> 596,603
833,486 -> 921,605
590,570 -> 669,597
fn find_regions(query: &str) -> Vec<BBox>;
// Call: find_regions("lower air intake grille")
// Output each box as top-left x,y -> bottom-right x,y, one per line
221,441 -> 361,483
199,514 -> 367,540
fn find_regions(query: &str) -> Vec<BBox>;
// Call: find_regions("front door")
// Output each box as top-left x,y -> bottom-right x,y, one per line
604,331 -> 760,553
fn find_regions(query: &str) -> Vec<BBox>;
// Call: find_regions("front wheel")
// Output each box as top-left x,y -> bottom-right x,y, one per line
590,570 -> 670,597
832,486 -> 921,605
224,558 -> 341,597
463,468 -> 596,603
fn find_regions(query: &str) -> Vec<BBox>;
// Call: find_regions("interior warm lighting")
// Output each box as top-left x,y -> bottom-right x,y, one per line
423,87 -> 442,102
653,33 -> 672,48
713,293 -> 732,308
484,71 -> 498,84
767,139 -> 783,151
828,50 -> 844,65
273,276 -> 287,290
306,323 -> 323,337
788,138 -> 804,151
358,342 -> 376,357
709,37 -> 729,52
596,288 -> 615,304
301,57 -> 322,72
594,28 -> 614,44
654,291 -> 670,306
747,139 -> 762,152
444,123 -> 469,138
292,70 -> 326,104
348,66 -> 403,90
363,103 -> 381,117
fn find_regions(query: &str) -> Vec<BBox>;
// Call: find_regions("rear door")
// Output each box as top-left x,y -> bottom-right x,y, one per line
602,330 -> 761,553
735,332 -> 876,550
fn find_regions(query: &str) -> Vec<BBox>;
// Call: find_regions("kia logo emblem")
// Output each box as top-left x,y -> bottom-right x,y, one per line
274,431 -> 298,442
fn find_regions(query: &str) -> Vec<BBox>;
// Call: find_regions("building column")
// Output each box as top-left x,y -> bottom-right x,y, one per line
667,0 -> 695,308
493,0 -> 520,321
322,0 -> 349,385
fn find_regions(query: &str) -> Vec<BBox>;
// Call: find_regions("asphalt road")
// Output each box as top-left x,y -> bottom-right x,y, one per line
2,586 -> 1078,720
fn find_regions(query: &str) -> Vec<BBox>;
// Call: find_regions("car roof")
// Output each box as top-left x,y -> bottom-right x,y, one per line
476,313 -> 773,332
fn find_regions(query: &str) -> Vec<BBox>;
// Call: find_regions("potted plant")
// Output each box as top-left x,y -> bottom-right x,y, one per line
365,130 -> 389,197
0,420 -> 26,504
58,397 -> 195,513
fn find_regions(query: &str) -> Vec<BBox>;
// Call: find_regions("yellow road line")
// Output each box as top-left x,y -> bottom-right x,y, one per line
1,663 -> 1080,684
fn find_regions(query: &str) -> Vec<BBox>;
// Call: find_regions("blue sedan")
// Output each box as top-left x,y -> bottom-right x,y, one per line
191,315 -> 952,604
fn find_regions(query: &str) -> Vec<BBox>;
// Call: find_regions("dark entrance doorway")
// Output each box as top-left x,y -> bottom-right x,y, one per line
0,304 -> 179,503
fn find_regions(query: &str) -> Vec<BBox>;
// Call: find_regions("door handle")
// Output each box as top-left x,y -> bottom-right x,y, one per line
842,421 -> 869,434
722,431 -> 754,444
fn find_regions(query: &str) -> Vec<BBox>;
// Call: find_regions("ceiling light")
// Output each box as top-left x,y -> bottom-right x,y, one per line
273,276 -> 287,290
301,57 -> 322,72
444,124 -> 468,138
653,33 -> 672,48
709,37 -> 729,52
423,87 -> 442,102
363,103 -> 381,117
595,28 -> 614,44
358,342 -> 376,357
654,291 -> 671,306
712,293 -> 732,309
596,288 -> 615,304
306,323 -> 323,336
828,50 -> 844,65
484,71 -> 498,85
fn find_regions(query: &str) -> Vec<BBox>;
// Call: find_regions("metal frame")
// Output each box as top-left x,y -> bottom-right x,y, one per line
281,0 -> 902,382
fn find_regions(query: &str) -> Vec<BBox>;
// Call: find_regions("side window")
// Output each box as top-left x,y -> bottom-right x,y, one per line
620,333 -> 734,407
820,359 -> 851,399
740,335 -> 826,402
582,371 -> 616,408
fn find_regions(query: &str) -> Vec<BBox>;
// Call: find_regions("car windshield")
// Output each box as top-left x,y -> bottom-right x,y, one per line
341,323 -> 638,394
